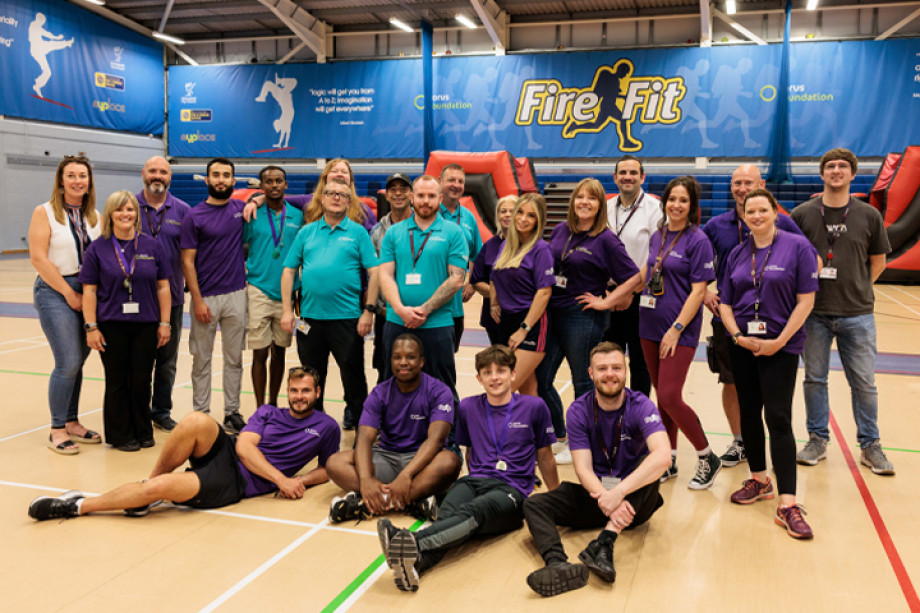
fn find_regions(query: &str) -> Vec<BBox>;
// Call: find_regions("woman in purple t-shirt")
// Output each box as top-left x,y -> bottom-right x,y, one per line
80,191 -> 172,452
472,195 -> 516,344
638,176 -> 721,490
489,194 -> 555,395
719,189 -> 819,540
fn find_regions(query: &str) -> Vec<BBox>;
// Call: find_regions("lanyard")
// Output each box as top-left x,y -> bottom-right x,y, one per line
267,205 -> 287,251
613,193 -> 644,236
112,234 -> 138,295
749,229 -> 777,320
486,395 -> 516,462
65,206 -> 89,266
409,227 -> 432,270
561,228 -> 590,262
736,218 -> 747,245
143,204 -> 166,238
592,397 -> 624,477
820,204 -> 849,263
646,226 -> 686,292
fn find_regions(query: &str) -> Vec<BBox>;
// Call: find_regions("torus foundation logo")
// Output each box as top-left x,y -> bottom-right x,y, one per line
515,59 -> 686,152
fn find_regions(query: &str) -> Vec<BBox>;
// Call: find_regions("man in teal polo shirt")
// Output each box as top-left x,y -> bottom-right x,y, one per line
281,178 -> 379,429
379,174 -> 467,402
438,164 -> 483,351
244,165 -> 302,410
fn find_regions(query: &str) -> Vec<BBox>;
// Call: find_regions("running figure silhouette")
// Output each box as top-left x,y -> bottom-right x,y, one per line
29,12 -> 74,98
562,60 -> 641,151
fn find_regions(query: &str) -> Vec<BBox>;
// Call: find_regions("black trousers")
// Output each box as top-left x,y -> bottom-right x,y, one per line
414,476 -> 525,573
453,316 -> 464,352
728,345 -> 799,496
523,480 -> 662,563
98,321 -> 157,446
372,311 -> 387,384
603,293 -> 651,397
296,317 -> 368,423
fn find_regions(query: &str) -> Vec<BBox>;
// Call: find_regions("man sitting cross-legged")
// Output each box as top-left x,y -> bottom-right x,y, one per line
377,344 -> 560,592
28,366 -> 339,520
523,342 -> 670,596
325,333 -> 461,522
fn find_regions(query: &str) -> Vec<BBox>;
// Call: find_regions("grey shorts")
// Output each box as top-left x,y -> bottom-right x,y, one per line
372,444 -> 416,483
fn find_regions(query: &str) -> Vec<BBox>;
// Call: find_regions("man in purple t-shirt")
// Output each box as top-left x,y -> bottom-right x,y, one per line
180,158 -> 248,434
377,345 -> 559,592
523,342 -> 670,597
28,367 -> 340,521
325,334 -> 461,523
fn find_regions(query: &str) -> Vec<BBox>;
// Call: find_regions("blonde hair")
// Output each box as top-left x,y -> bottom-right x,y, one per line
494,193 -> 547,270
566,178 -> 609,236
50,155 -> 98,227
101,190 -> 140,239
494,195 -> 517,239
304,158 -> 366,225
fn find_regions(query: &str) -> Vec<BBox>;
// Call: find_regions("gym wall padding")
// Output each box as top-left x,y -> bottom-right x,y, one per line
514,157 -> 539,194
425,151 -> 521,197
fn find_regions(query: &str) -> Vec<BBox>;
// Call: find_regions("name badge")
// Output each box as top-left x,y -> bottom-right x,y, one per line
405,273 -> 422,285
295,318 -> 311,334
747,320 -> 767,335
601,476 -> 622,489
495,460 -> 508,471
554,275 -> 568,289
639,295 -> 657,309
819,267 -> 837,280
122,301 -> 140,314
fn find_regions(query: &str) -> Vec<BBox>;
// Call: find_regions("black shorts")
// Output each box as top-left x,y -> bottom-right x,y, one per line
495,309 -> 548,352
708,320 -> 735,385
180,427 -> 247,509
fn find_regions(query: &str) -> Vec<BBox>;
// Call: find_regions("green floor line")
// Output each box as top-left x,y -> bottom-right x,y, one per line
321,519 -> 425,613
0,368 -> 104,382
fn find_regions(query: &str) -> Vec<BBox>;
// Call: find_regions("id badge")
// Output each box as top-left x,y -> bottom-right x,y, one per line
747,320 -> 767,335
122,301 -> 140,314
295,318 -> 311,334
819,267 -> 837,280
601,476 -> 621,490
554,275 -> 568,289
405,273 -> 422,285
495,460 -> 508,471
639,295 -> 657,309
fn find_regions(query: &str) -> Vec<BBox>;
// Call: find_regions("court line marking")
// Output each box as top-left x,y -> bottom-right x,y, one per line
875,287 -> 920,319
829,411 -> 920,611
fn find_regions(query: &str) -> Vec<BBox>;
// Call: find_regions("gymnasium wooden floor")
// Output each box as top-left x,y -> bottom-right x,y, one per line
2,253 -> 918,612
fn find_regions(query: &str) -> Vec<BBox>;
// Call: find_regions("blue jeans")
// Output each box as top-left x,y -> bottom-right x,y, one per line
151,304 -> 183,422
537,305 -> 610,438
802,313 -> 880,447
33,276 -> 90,428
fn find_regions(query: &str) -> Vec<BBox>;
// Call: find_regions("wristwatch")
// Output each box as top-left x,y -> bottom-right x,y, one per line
672,322 -> 684,332
84,322 -> 98,331
364,304 -> 378,314
519,321 -> 532,332
732,331 -> 743,345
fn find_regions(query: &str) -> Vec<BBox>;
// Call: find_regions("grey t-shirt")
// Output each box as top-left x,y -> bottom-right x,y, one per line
790,197 -> 890,316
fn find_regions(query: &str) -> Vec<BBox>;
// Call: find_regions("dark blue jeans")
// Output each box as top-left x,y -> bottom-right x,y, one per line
537,305 -> 610,438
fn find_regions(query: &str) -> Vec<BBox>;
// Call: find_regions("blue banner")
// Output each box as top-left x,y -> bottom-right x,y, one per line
0,0 -> 164,134
168,38 -> 920,159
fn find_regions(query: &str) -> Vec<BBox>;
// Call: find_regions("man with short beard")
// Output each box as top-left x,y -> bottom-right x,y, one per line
28,367 -> 340,520
137,156 -> 190,432
522,342 -> 670,597
180,158 -> 249,434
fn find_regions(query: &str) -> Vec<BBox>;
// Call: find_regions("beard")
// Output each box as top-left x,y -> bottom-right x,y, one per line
289,397 -> 316,416
594,380 -> 625,401
145,179 -> 168,194
207,182 -> 234,200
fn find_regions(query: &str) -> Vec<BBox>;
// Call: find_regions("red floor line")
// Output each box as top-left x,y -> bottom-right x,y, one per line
829,412 -> 920,612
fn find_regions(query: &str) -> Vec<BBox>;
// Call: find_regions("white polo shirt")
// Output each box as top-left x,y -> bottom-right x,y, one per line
606,189 -> 664,269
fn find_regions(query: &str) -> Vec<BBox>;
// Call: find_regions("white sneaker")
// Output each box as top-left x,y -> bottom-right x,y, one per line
553,441 -> 572,465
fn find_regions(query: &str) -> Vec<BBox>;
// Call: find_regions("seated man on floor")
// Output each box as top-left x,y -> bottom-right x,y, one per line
523,342 -> 670,596
28,367 -> 339,520
325,333 -> 461,522
377,344 -> 559,592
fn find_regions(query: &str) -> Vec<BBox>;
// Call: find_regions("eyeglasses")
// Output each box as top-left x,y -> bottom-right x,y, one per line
323,190 -> 351,202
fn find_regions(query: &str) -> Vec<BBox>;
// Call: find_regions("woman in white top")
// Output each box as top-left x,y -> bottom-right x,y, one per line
28,155 -> 102,455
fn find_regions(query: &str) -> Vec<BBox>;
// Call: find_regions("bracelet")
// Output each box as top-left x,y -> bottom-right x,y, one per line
159,322 -> 171,328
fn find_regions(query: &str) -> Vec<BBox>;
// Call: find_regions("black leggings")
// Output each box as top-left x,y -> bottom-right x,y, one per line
728,345 -> 799,496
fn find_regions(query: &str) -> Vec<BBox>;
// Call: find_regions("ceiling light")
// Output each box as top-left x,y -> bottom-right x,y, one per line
84,0 -> 105,5
152,31 -> 186,45
726,0 -> 737,15
456,15 -> 477,29
389,18 -> 414,33
806,0 -> 819,9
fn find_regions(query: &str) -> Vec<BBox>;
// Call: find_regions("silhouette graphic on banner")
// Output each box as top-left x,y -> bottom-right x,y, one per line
561,60 -> 641,150
255,74 -> 297,150
29,12 -> 73,101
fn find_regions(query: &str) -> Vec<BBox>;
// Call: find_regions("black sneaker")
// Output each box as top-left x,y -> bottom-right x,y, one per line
154,416 -> 178,432
140,438 -> 155,449
526,562 -> 589,597
223,413 -> 247,434
115,440 -> 141,452
377,517 -> 399,556
329,491 -> 370,523
405,495 -> 438,522
688,451 -> 723,490
578,539 -> 616,582
720,440 -> 747,467
659,456 -> 678,483
387,529 -> 420,591
28,490 -> 84,521
125,499 -> 164,517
